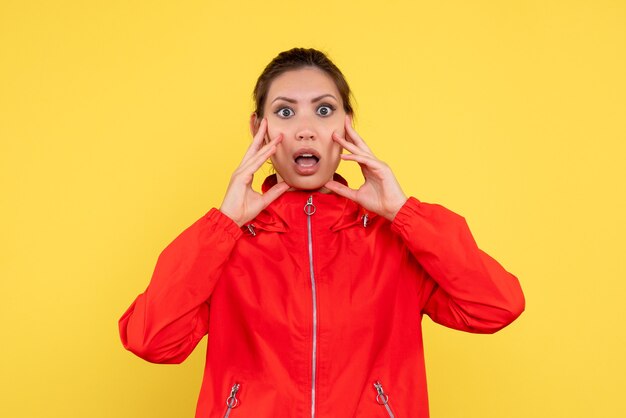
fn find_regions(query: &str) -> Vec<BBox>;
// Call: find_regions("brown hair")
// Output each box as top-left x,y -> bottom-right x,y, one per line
253,48 -> 354,118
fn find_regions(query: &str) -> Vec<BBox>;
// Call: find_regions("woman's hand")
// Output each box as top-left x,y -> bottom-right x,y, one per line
219,118 -> 289,227
324,115 -> 408,221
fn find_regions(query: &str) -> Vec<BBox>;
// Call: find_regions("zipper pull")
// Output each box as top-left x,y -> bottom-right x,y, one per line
373,381 -> 389,405
225,383 -> 240,409
304,195 -> 316,216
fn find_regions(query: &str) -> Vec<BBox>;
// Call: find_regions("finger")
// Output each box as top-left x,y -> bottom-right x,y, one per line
332,132 -> 367,156
345,115 -> 373,155
339,154 -> 375,177
324,180 -> 359,202
241,118 -> 268,163
255,133 -> 283,160
340,152 -> 382,169
342,154 -> 388,179
262,181 -> 290,206
240,134 -> 283,174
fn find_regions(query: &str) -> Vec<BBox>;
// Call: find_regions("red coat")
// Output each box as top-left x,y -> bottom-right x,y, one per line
119,175 -> 524,418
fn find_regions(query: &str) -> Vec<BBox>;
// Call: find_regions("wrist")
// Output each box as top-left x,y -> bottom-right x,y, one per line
219,206 -> 244,227
385,196 -> 408,222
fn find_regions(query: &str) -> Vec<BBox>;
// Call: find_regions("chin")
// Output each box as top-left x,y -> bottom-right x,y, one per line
287,178 -> 327,191
283,173 -> 333,191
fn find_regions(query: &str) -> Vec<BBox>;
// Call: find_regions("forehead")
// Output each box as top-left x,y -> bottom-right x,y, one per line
266,67 -> 341,102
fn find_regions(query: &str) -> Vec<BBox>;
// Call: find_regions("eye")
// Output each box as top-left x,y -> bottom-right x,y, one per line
316,104 -> 335,117
275,107 -> 294,118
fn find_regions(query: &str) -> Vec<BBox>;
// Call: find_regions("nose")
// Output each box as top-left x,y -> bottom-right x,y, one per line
296,128 -> 315,141
295,124 -> 316,141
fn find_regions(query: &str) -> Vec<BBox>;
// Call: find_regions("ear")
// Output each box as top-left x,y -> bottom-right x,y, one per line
347,112 -> 355,128
249,112 -> 260,136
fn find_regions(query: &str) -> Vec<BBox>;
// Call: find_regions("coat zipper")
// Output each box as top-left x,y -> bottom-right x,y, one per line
373,381 -> 396,418
223,383 -> 240,418
304,195 -> 318,418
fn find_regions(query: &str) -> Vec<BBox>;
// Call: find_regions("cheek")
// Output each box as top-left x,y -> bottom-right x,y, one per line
266,125 -> 281,142
328,118 -> 345,138
324,135 -> 343,166
266,117 -> 291,140
266,117 -> 344,144
323,123 -> 345,149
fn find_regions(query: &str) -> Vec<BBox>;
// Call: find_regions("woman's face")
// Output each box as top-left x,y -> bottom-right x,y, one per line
259,67 -> 346,191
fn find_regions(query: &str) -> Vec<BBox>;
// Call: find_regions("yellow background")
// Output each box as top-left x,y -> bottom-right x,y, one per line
1,1 -> 625,417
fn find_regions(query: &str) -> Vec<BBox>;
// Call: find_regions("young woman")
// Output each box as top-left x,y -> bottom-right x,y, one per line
119,48 -> 525,418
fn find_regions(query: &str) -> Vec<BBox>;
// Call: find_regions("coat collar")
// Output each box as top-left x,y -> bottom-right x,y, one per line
245,174 -> 375,234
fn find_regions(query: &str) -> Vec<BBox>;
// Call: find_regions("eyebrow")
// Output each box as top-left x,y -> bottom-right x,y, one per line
271,94 -> 338,104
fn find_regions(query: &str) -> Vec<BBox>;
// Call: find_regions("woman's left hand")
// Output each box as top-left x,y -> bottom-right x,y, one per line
324,115 -> 408,221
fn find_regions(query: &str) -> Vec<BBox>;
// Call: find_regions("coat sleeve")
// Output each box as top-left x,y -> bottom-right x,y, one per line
391,197 -> 525,334
118,208 -> 243,363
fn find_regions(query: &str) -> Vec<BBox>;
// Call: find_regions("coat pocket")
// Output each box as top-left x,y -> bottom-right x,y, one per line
373,381 -> 397,418
223,383 -> 241,418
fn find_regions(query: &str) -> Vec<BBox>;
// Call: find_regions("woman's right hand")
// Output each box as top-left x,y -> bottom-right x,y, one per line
219,118 -> 289,227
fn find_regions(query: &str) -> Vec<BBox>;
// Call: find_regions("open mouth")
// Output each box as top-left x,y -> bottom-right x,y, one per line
293,149 -> 321,175
294,153 -> 320,167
